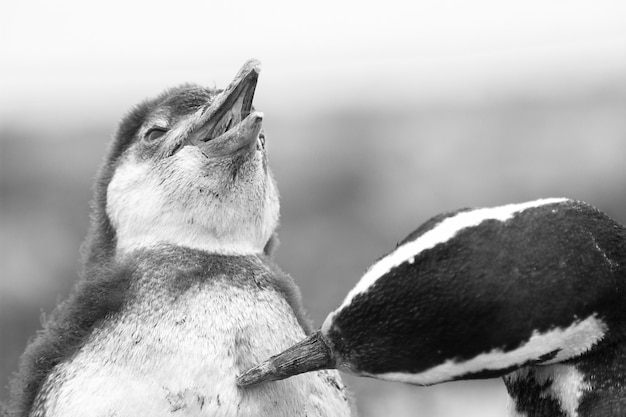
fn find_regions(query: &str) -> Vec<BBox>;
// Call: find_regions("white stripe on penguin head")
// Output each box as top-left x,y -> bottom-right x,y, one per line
322,198 -> 569,333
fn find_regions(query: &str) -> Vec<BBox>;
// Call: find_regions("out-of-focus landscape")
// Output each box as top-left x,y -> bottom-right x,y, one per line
2,1 -> 626,416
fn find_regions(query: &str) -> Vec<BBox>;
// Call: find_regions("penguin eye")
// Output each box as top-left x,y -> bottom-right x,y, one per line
144,127 -> 168,142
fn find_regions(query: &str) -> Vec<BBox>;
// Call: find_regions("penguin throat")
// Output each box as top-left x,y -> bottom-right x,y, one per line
113,223 -> 268,257
105,157 -> 279,258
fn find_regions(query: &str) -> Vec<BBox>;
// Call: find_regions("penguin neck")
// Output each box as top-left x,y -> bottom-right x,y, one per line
113,221 -> 266,258
104,153 -> 280,259
504,341 -> 626,417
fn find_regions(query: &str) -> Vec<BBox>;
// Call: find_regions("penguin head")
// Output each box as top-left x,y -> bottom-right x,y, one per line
87,60 -> 279,261
238,198 -> 624,388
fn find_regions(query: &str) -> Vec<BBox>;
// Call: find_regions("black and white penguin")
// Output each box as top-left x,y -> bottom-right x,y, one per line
238,198 -> 626,417
7,60 -> 353,417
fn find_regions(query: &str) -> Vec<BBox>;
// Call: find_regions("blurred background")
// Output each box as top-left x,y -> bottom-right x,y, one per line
1,1 -> 626,415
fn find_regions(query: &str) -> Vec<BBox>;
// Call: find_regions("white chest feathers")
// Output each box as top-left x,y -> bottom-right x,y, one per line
33,282 -> 352,417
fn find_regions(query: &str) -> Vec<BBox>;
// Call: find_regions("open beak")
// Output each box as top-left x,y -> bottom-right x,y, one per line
236,331 -> 336,388
188,59 -> 263,157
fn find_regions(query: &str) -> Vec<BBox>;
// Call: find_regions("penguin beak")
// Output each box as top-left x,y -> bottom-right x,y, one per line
236,331 -> 336,387
188,59 -> 263,157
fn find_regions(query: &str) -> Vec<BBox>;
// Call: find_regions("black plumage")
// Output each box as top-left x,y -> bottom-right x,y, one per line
239,199 -> 626,416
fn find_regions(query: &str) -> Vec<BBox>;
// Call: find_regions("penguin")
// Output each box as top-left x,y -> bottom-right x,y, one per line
7,60 -> 353,417
238,198 -> 626,417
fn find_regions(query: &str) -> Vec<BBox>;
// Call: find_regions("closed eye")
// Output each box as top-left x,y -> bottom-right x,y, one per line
144,127 -> 168,142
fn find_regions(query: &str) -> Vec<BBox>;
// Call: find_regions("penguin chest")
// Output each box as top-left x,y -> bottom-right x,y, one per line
34,281 -> 351,417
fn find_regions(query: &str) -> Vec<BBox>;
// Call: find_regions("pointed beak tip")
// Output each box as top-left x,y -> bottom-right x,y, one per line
236,331 -> 335,389
235,370 -> 256,387
240,58 -> 262,78
248,58 -> 262,74
236,364 -> 271,388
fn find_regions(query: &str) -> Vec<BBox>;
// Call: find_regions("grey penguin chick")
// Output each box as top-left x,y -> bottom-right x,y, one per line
7,60 -> 353,417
